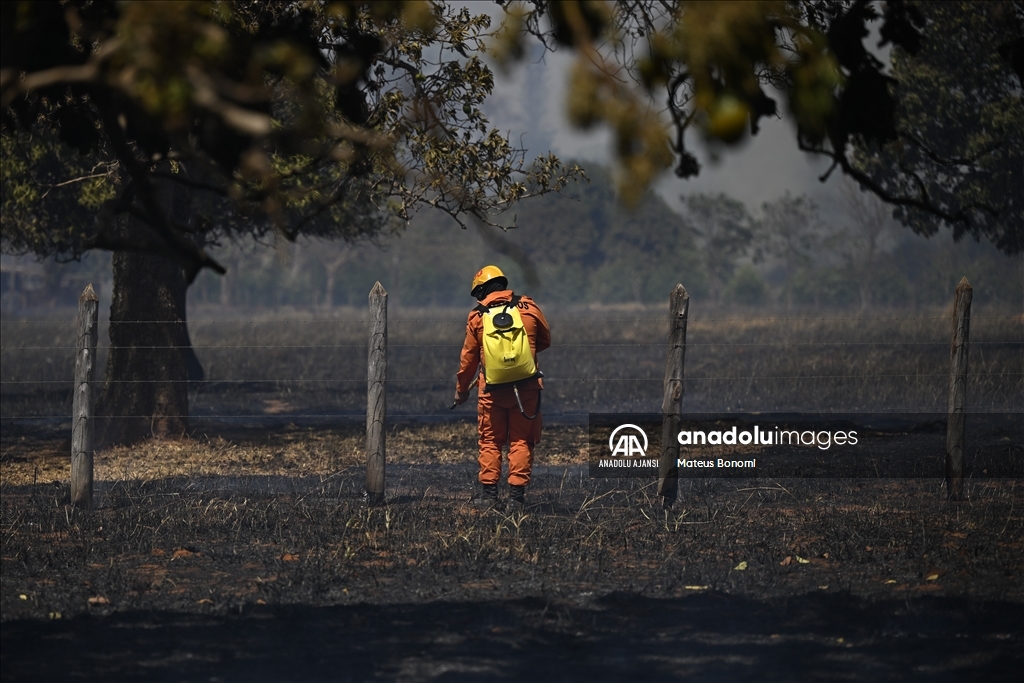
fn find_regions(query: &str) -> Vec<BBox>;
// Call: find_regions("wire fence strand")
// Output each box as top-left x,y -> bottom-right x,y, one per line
2,314 -> 1021,325
3,312 -> 1021,424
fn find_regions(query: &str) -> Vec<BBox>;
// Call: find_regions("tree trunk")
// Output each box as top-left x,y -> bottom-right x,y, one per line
324,250 -> 350,309
784,255 -> 795,311
97,249 -> 194,445
859,278 -> 872,312
219,268 -> 231,307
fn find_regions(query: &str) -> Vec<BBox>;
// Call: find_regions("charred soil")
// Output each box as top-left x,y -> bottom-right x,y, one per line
2,421 -> 1022,681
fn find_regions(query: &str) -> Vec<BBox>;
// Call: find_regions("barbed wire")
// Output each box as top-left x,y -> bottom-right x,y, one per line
4,340 -> 1022,351
4,411 -> 1019,421
4,372 -> 1022,386
0,413 -> 446,421
2,314 -> 1021,325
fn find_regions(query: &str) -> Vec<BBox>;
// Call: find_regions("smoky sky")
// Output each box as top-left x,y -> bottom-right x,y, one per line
483,46 -> 836,211
479,20 -> 897,228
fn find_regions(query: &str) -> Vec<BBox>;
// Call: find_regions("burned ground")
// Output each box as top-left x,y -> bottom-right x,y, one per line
2,420 -> 1022,681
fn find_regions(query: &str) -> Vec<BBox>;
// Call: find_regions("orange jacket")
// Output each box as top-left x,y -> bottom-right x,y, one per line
456,290 -> 550,395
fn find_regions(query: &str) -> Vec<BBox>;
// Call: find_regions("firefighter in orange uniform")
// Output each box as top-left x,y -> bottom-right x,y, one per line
454,265 -> 550,508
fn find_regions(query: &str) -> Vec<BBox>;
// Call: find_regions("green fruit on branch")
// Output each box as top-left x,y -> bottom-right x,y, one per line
707,95 -> 749,143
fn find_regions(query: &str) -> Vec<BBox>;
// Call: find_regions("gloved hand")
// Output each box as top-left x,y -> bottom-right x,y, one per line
453,390 -> 470,407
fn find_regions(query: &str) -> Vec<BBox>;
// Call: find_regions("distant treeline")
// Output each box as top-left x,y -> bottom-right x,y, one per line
3,165 -> 1021,312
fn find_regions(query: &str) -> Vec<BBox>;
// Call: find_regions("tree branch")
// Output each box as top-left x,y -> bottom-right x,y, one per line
185,66 -> 273,137
149,171 -> 230,197
97,101 -> 226,281
0,40 -> 121,108
799,139 -> 1003,225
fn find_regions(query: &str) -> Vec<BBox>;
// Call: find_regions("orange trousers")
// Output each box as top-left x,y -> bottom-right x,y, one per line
477,387 -> 541,487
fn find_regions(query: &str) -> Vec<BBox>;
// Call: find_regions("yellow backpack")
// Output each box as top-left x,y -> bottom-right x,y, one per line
476,295 -> 540,391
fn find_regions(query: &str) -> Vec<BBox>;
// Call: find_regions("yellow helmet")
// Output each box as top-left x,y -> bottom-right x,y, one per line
471,265 -> 507,296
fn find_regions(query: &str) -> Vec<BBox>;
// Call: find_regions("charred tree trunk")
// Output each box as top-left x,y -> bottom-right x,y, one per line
96,168 -> 206,445
97,248 -> 196,445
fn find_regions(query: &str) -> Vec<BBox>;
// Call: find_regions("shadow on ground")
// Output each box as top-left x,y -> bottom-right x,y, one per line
3,592 -> 1021,681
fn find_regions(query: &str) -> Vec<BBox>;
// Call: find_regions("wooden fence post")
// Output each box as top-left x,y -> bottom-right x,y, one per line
659,284 -> 689,508
72,283 -> 99,509
366,281 -> 387,505
946,276 -> 972,501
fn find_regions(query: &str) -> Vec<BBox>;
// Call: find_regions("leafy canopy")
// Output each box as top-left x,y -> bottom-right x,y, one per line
852,1 -> 1024,254
1,1 -> 581,279
493,0 -> 1024,253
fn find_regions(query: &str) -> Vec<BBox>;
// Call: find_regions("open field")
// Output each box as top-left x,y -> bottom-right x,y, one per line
2,307 -> 1022,680
3,305 -> 1022,423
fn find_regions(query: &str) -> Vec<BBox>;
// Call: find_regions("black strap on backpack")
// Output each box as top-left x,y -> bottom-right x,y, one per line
474,294 -> 521,317
475,294 -> 540,418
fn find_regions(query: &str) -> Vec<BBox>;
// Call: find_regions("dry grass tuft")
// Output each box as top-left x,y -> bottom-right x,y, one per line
1,422 -> 593,488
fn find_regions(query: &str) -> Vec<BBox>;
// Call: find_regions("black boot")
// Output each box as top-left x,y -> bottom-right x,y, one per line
509,484 -> 526,510
473,483 -> 499,509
